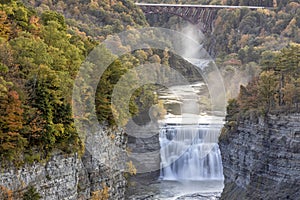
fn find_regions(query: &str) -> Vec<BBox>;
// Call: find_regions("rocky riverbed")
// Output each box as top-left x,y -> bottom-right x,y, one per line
126,179 -> 223,200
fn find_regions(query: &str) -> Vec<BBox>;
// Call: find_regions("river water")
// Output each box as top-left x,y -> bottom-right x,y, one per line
159,124 -> 224,181
127,55 -> 225,199
153,81 -> 224,199
143,180 -> 223,199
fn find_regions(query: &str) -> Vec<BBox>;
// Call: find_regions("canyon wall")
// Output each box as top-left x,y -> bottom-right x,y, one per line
125,127 -> 161,199
0,128 -> 127,200
219,114 -> 300,199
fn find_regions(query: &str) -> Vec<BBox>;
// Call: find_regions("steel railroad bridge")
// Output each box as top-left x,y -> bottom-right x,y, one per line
135,3 -> 273,33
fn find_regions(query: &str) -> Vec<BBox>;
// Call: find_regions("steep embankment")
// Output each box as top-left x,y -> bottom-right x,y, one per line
0,128 -> 127,200
0,0 -> 148,199
219,114 -> 300,199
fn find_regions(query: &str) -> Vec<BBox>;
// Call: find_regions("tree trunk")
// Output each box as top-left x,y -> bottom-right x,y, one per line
279,72 -> 284,106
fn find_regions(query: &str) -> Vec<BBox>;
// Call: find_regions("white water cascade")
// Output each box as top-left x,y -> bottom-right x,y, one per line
157,24 -> 225,185
159,124 -> 224,181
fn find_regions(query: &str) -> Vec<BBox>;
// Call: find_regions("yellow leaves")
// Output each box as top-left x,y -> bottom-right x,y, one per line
1,142 -> 16,150
0,76 -> 13,98
134,50 -> 148,63
14,7 -> 28,22
282,18 -> 297,36
91,183 -> 109,200
0,11 -> 12,40
238,34 -> 250,48
257,8 -> 274,17
0,11 -> 8,22
259,70 -> 276,82
110,133 -> 116,140
126,160 -> 137,175
126,147 -> 132,155
89,0 -> 99,9
286,2 -> 300,11
149,54 -> 161,64
150,101 -> 167,120
221,0 -> 227,5
53,124 -> 65,136
66,33 -> 72,39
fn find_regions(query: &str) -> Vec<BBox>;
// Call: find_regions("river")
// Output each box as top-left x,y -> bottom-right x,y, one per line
126,80 -> 225,199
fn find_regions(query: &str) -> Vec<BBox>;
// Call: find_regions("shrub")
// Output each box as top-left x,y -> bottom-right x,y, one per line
23,186 -> 41,200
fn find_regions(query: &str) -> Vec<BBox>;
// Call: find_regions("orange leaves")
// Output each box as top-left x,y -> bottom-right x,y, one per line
29,16 -> 40,25
238,34 -> 250,48
29,16 -> 41,36
5,91 -> 23,132
0,88 -> 26,162
91,183 -> 110,200
0,11 -> 12,40
0,185 -> 13,200
236,76 -> 260,112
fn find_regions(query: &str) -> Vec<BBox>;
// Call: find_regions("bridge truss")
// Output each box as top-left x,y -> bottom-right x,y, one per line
136,3 -> 272,33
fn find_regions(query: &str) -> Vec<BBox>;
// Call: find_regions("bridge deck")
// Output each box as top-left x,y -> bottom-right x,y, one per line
135,3 -> 272,9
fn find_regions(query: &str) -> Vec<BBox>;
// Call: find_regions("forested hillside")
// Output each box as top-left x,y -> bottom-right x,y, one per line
1,0 -> 299,166
0,0 -> 201,165
138,0 -> 300,116
0,0 -> 96,165
225,44 -> 300,122
211,1 -> 300,98
0,0 -> 153,165
143,0 -> 300,99
0,0 -> 298,199
22,0 -> 148,39
210,1 -> 300,118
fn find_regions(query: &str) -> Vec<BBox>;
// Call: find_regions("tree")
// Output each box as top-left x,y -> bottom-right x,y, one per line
226,99 -> 240,121
26,64 -> 76,152
0,89 -> 27,162
41,11 -> 66,30
0,11 -> 12,40
258,71 -> 278,112
283,82 -> 295,109
9,33 -> 50,76
275,44 -> 300,105
260,51 -> 278,71
238,78 -> 259,112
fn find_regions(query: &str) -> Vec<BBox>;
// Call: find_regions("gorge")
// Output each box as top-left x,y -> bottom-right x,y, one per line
1,0 -> 300,199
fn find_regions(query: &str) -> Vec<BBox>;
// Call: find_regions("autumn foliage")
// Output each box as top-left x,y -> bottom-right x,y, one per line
226,44 -> 300,121
0,1 -> 89,164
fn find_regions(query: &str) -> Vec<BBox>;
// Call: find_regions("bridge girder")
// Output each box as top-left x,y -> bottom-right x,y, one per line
137,3 -> 273,34
139,5 -> 218,33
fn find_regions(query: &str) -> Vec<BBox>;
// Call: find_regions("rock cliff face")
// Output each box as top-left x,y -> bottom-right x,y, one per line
125,127 -> 161,199
219,114 -> 300,200
0,127 -> 127,200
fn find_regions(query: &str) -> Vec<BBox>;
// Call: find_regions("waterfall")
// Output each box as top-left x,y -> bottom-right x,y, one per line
159,124 -> 224,181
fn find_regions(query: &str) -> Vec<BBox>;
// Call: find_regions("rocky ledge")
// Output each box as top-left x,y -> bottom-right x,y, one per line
219,114 -> 300,199
176,192 -> 221,200
0,127 -> 127,200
